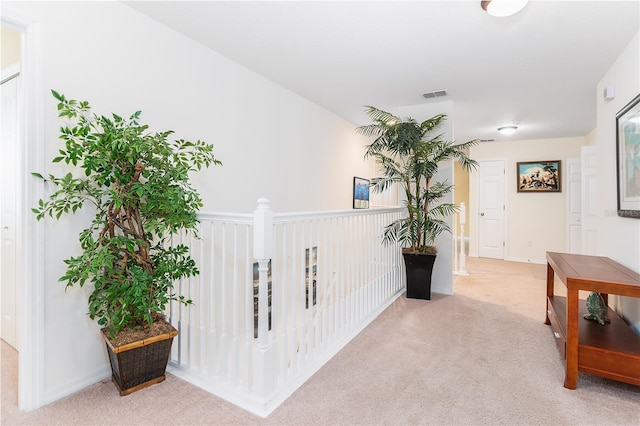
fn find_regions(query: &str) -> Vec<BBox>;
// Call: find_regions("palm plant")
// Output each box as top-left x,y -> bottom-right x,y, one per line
357,106 -> 477,254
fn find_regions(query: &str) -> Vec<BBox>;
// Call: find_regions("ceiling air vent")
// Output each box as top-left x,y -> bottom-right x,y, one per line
422,90 -> 448,99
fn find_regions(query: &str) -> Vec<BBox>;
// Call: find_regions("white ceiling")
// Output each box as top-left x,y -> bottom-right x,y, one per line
125,1 -> 639,143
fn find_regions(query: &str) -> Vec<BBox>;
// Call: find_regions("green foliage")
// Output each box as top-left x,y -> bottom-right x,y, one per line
357,106 -> 478,253
33,90 -> 221,337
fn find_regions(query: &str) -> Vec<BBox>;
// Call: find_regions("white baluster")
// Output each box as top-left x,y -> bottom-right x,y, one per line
231,223 -> 239,385
455,202 -> 469,276
220,223 -> 228,379
453,212 -> 459,273
209,220 -> 218,378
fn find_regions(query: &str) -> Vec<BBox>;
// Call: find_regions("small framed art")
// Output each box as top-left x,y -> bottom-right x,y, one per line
353,177 -> 370,209
516,160 -> 561,192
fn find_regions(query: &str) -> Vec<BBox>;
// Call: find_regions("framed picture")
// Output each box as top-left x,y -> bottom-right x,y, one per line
616,93 -> 640,218
353,176 -> 370,209
516,160 -> 561,192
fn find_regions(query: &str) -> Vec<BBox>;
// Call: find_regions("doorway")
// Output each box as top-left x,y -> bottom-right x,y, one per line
1,15 -> 46,411
1,26 -> 22,351
1,61 -> 20,350
477,159 -> 506,259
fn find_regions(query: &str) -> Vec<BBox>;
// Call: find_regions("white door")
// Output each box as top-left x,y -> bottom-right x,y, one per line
1,70 -> 20,349
478,160 -> 505,259
566,157 -> 582,253
581,146 -> 598,255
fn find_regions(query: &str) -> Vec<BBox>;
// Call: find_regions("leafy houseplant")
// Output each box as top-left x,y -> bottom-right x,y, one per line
357,106 -> 477,299
33,90 -> 221,393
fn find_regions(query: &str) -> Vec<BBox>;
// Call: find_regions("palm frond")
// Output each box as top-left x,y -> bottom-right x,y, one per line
419,113 -> 446,133
370,175 -> 398,194
363,105 -> 400,126
426,203 -> 459,219
422,218 -> 451,246
355,123 -> 384,138
423,182 -> 454,202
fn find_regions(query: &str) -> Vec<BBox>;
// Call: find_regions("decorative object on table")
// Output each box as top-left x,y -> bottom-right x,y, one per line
353,176 -> 370,209
583,292 -> 610,326
32,90 -> 221,395
356,106 -> 478,300
615,93 -> 640,218
516,160 -> 561,192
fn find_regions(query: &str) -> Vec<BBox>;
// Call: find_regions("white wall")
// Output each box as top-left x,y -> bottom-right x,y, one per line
585,128 -> 596,146
1,27 -> 21,69
8,2 -> 374,215
469,137 -> 585,263
595,31 -> 640,333
3,0 -> 375,405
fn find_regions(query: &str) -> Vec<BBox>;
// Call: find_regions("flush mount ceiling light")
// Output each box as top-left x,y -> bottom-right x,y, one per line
481,0 -> 529,17
497,126 -> 518,135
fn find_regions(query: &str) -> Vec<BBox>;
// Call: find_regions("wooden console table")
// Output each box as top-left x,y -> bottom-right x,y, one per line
545,252 -> 640,389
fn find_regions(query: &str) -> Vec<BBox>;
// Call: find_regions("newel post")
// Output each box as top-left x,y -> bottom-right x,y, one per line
252,198 -> 275,397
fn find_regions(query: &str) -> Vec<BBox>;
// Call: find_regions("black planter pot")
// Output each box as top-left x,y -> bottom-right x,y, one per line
102,325 -> 178,396
403,252 -> 437,300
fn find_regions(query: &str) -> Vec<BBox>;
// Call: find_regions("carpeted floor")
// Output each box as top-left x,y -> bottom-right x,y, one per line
2,257 -> 639,425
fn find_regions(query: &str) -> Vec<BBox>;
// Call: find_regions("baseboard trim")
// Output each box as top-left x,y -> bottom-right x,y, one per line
505,256 -> 546,265
432,285 -> 454,296
44,366 -> 111,405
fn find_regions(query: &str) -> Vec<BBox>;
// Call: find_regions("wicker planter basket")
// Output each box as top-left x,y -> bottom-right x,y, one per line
102,325 -> 178,396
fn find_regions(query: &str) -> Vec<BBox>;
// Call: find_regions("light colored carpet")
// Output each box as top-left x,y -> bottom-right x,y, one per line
2,257 -> 639,425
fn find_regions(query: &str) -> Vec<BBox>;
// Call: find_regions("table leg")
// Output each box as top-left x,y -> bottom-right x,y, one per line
545,262 -> 554,325
564,287 -> 579,389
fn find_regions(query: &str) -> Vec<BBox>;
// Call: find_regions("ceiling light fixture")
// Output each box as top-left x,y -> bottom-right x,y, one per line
481,0 -> 529,17
497,126 -> 518,136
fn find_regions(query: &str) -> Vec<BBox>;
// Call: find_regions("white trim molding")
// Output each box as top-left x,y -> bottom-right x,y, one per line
1,9 -> 46,411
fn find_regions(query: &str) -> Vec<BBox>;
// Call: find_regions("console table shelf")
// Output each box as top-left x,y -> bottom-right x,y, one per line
545,252 -> 640,389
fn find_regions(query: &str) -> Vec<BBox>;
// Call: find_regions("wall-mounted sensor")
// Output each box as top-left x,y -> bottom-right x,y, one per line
604,85 -> 615,101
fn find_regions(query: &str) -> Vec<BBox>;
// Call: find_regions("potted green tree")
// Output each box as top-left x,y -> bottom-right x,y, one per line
32,90 -> 221,395
357,106 -> 477,299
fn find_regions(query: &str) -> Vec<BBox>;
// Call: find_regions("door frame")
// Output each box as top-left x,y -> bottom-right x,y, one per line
581,146 -> 598,255
1,12 -> 45,411
565,157 -> 582,254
